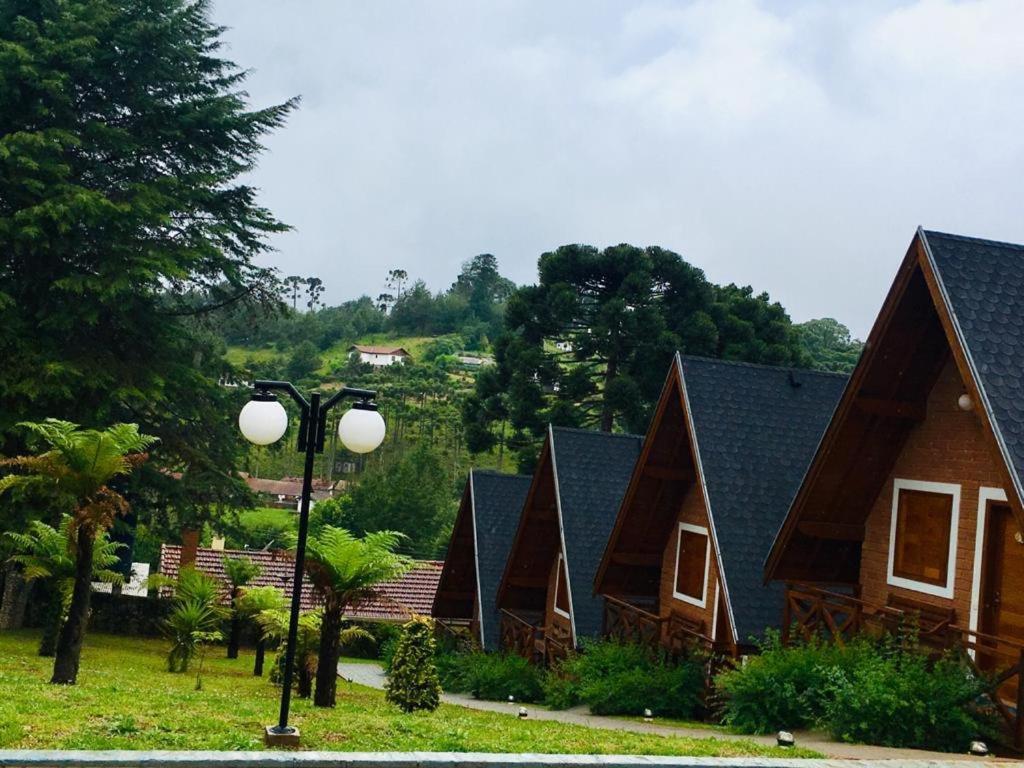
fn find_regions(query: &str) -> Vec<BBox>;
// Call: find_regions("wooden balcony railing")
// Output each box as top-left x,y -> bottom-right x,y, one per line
500,609 -> 543,660
783,583 -> 1024,749
603,595 -> 663,648
434,617 -> 478,651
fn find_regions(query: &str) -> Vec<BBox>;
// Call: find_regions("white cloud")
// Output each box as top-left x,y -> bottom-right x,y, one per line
214,0 -> 1024,337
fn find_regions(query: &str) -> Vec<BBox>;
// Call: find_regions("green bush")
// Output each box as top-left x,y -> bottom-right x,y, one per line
385,617 -> 442,712
716,632 -> 865,733
547,640 -> 704,719
824,650 -> 996,751
716,631 -> 997,752
462,652 -> 545,703
340,620 -> 399,659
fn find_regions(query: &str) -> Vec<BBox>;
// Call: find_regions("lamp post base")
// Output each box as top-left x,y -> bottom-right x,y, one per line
264,725 -> 300,748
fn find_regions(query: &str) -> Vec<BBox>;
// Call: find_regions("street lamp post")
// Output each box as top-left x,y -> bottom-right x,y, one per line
238,380 -> 385,747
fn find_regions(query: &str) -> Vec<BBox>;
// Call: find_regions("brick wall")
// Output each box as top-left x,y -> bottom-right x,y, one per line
859,357 -> 1006,620
658,483 -> 723,641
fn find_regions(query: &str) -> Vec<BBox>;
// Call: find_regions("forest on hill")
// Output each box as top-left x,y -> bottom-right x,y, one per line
209,245 -> 863,558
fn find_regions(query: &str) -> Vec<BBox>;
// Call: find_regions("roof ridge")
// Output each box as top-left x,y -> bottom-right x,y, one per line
549,424 -> 644,440
922,229 -> 1024,252
470,469 -> 531,479
680,353 -> 849,379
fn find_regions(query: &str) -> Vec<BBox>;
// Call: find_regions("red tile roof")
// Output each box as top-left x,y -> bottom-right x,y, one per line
158,544 -> 442,621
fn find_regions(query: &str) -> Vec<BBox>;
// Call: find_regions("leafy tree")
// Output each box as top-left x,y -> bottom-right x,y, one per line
5,516 -> 123,657
385,616 -> 442,712
0,0 -> 294,542
286,340 -> 322,381
223,556 -> 261,659
389,280 -> 438,335
465,243 -> 806,468
164,566 -> 225,674
340,445 -> 456,557
236,585 -> 286,676
796,318 -> 863,373
0,420 -> 155,684
302,527 -> 410,707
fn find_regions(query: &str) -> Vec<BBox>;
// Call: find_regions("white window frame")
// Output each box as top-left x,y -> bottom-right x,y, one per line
968,487 -> 1007,656
886,478 -> 960,599
552,552 -> 571,618
672,522 -> 711,608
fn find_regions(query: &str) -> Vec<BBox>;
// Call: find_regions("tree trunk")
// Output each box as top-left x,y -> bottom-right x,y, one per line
51,528 -> 95,685
297,664 -> 313,698
253,638 -> 265,676
313,600 -> 343,707
227,589 -> 240,659
600,356 -> 618,432
38,581 -> 63,657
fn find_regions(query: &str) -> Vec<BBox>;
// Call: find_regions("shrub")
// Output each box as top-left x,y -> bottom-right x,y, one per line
340,620 -> 399,659
715,632 -> 863,733
716,631 -> 998,752
824,650 -> 996,752
460,652 -> 545,703
547,640 -> 704,719
385,617 -> 442,712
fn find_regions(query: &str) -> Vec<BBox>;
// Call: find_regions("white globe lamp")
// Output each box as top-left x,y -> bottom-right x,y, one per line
238,396 -> 288,446
338,404 -> 386,454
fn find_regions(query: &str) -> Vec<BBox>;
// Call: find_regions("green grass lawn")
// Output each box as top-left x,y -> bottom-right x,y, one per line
0,631 -> 817,756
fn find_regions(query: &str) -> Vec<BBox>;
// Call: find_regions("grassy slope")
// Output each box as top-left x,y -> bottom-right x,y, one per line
0,631 -> 817,756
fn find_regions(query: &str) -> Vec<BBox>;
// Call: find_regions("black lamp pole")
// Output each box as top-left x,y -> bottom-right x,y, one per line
253,380 -> 378,740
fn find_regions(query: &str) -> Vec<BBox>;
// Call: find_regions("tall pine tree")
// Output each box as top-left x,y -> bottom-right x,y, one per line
0,0 -> 296,534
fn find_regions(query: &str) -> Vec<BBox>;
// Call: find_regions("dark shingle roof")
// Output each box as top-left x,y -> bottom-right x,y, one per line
922,230 -> 1024,501
551,426 -> 643,640
680,356 -> 847,641
470,470 -> 533,650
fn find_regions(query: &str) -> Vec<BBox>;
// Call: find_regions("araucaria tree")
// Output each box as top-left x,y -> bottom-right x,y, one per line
0,420 -> 155,684
302,527 -> 410,707
464,244 -> 806,468
0,0 -> 296,538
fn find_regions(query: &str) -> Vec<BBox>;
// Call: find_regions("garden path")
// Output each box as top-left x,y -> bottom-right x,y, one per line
337,662 -> 1000,763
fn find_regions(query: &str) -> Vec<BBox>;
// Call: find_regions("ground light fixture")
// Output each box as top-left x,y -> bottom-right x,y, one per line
776,731 -> 795,748
238,379 -> 384,746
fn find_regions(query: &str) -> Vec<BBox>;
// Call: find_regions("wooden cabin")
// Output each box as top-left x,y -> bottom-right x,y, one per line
432,470 -> 532,650
764,229 -> 1024,746
595,355 -> 846,657
497,426 -> 642,664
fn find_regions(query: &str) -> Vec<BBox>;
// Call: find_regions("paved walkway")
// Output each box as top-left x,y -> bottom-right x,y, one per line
338,662 -> 1000,763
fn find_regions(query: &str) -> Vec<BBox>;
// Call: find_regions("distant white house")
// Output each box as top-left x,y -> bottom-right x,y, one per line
554,340 -> 573,353
457,354 -> 494,368
349,344 -> 412,367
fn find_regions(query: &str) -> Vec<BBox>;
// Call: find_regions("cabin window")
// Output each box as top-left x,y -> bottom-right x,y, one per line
553,554 -> 571,618
887,479 -> 960,598
673,522 -> 711,607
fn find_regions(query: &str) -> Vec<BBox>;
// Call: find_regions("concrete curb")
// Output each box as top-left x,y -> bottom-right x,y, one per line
0,752 -> 1010,768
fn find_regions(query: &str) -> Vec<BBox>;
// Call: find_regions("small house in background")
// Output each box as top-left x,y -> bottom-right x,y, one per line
497,426 -> 641,664
240,473 -> 333,509
348,344 -> 411,367
765,229 -> 1024,746
433,470 -> 531,649
158,543 -> 442,621
595,355 -> 845,658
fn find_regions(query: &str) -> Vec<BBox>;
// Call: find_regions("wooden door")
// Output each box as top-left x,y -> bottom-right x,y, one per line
980,503 -> 1024,697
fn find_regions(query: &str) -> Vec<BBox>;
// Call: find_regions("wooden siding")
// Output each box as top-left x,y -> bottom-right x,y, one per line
860,357 -> 1006,619
658,484 -> 722,640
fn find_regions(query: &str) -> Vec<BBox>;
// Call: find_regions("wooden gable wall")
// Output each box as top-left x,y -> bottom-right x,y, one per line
432,482 -> 477,620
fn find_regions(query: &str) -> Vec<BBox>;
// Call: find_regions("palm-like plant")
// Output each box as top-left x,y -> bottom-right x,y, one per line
5,516 -> 124,657
302,527 -> 411,707
0,420 -> 156,684
256,607 -> 323,698
164,567 -> 227,673
236,585 -> 286,676
222,556 -> 261,659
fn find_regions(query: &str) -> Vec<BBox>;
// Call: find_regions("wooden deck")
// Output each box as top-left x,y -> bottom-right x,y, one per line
783,583 -> 1024,749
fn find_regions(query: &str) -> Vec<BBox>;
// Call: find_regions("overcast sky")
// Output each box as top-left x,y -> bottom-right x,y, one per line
212,0 -> 1024,338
